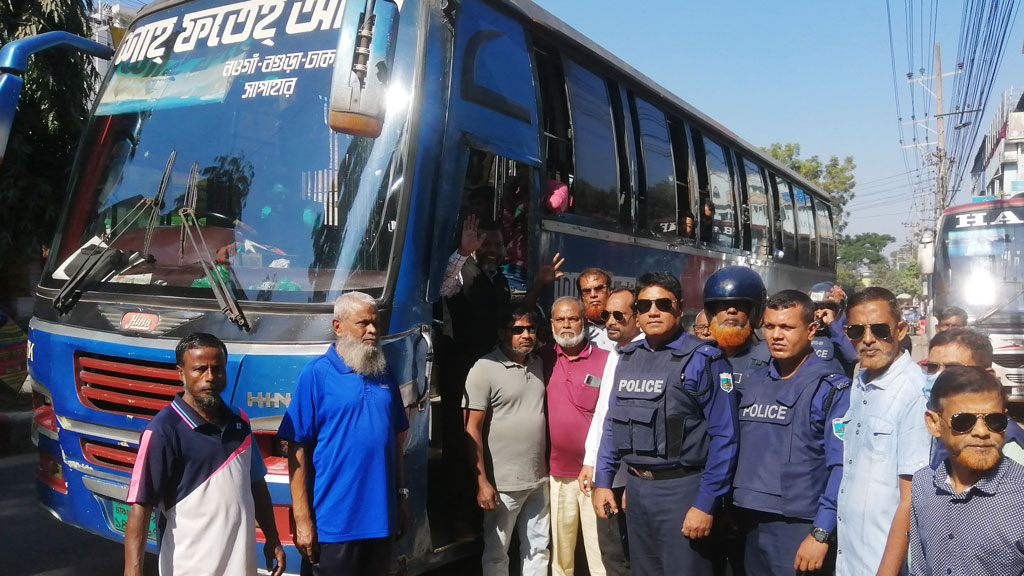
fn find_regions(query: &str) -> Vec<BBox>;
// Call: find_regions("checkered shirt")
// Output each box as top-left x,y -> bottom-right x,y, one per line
908,456 -> 1024,576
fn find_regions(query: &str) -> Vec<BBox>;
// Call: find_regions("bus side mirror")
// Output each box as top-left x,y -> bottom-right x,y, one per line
0,73 -> 24,166
328,0 -> 400,138
918,229 -> 935,274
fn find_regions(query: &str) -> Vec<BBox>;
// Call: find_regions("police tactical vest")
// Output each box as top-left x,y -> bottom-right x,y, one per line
728,339 -> 770,398
610,335 -> 721,469
734,358 -> 849,520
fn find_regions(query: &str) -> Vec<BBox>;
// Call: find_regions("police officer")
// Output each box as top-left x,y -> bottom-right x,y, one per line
733,290 -> 850,575
592,271 -> 738,576
703,266 -> 770,396
807,281 -> 857,376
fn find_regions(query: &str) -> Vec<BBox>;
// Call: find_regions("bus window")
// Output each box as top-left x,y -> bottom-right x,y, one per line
668,119 -> 695,240
795,187 -> 817,266
535,45 -> 572,186
773,174 -> 798,261
634,97 -> 676,236
564,59 -> 620,225
741,158 -> 772,258
703,136 -> 737,248
815,197 -> 836,267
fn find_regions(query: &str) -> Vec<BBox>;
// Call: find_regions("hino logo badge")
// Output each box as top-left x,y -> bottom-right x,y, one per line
120,312 -> 159,332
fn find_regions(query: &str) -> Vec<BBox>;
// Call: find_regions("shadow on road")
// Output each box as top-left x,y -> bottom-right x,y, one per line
0,453 -> 158,576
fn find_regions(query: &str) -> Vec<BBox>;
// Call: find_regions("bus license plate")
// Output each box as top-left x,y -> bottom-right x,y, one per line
111,500 -> 158,541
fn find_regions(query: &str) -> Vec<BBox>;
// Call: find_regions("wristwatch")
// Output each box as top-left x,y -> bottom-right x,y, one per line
810,527 -> 830,543
397,487 -> 410,499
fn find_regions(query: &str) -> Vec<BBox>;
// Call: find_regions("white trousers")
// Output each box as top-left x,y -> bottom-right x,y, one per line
481,482 -> 551,576
550,475 -> 607,576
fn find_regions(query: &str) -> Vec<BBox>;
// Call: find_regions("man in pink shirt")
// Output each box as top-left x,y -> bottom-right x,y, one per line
540,297 -> 612,575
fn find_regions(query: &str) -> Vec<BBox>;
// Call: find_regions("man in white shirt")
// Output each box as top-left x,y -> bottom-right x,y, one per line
836,287 -> 931,575
578,288 -> 642,575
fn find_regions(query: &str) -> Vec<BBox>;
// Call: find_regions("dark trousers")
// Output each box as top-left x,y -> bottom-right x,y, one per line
624,472 -> 726,576
300,538 -> 393,576
596,485 -> 630,575
741,510 -> 834,576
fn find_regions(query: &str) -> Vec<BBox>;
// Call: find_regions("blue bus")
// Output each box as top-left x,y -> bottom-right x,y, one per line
13,0 -> 837,572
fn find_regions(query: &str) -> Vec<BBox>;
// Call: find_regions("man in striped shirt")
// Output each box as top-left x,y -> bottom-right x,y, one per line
124,332 -> 284,576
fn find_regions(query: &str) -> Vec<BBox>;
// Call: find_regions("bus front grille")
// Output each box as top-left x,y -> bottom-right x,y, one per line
74,353 -> 180,418
80,437 -> 137,474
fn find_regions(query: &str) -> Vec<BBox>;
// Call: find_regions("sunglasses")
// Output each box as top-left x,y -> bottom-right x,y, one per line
581,284 -> 609,296
944,412 -> 1009,434
844,323 -> 893,341
920,361 -> 966,376
508,325 -> 538,335
600,309 -> 631,323
635,298 -> 678,314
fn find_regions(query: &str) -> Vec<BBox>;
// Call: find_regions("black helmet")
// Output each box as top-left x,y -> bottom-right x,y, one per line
807,282 -> 848,316
702,266 -> 767,325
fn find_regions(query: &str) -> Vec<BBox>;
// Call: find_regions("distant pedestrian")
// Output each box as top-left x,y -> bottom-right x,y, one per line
278,292 -> 410,576
910,366 -> 1024,575
465,307 -> 550,576
935,306 -> 968,332
124,333 -> 285,576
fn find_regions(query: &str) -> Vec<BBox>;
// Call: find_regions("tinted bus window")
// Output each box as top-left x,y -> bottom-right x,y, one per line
773,174 -> 797,261
742,158 -> 771,258
635,98 -> 676,236
668,119 -> 694,239
795,187 -> 817,265
815,197 -> 835,267
564,59 -> 619,225
703,137 -> 737,248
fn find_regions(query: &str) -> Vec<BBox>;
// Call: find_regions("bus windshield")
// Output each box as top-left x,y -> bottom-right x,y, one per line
42,0 -> 414,304
940,224 -> 1024,322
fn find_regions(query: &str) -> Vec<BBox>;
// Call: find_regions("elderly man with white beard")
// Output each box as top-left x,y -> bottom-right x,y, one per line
539,297 -> 612,576
278,292 -> 410,576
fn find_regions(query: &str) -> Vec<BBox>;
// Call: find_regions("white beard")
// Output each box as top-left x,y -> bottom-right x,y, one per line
336,335 -> 389,377
553,330 -> 585,349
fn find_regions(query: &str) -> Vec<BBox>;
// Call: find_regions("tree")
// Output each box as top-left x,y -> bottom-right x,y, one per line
837,232 -> 895,269
870,260 -> 922,299
0,0 -> 96,306
763,143 -> 857,235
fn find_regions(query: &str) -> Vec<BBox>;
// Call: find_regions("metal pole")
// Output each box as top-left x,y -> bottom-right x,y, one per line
935,43 -> 946,220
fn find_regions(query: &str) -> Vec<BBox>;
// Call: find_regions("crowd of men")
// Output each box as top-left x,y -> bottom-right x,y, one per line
122,218 -> 1024,576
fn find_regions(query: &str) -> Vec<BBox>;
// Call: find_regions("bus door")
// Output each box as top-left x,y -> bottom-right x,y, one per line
424,0 -> 541,552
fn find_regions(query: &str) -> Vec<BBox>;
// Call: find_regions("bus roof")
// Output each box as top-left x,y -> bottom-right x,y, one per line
942,196 -> 1024,215
136,0 -> 830,203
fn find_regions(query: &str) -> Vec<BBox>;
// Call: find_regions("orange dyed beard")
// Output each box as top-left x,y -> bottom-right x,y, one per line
585,303 -> 605,324
710,317 -> 753,348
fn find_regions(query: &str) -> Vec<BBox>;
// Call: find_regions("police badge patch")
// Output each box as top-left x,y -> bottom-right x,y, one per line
720,372 -> 734,393
832,418 -> 846,440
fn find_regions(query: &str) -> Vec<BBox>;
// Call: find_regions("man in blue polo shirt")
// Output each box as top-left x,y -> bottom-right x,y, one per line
124,332 -> 285,576
279,292 -> 410,576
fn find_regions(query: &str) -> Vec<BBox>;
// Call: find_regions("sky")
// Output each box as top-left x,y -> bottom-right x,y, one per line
537,0 -> 1024,249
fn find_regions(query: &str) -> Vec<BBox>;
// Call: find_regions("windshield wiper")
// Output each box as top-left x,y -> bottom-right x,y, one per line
177,162 -> 252,332
52,152 -> 178,314
974,285 -> 1024,325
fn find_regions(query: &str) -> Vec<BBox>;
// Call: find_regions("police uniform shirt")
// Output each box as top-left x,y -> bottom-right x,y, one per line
733,354 -> 851,531
594,329 -> 739,514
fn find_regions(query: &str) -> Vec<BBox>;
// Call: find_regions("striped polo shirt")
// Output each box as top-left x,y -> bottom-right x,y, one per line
127,394 -> 267,576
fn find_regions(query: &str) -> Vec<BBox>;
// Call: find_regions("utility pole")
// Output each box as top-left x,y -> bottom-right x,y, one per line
935,43 -> 946,222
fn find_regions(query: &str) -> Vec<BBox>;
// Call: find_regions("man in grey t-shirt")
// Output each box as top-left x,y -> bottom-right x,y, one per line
465,307 -> 550,576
